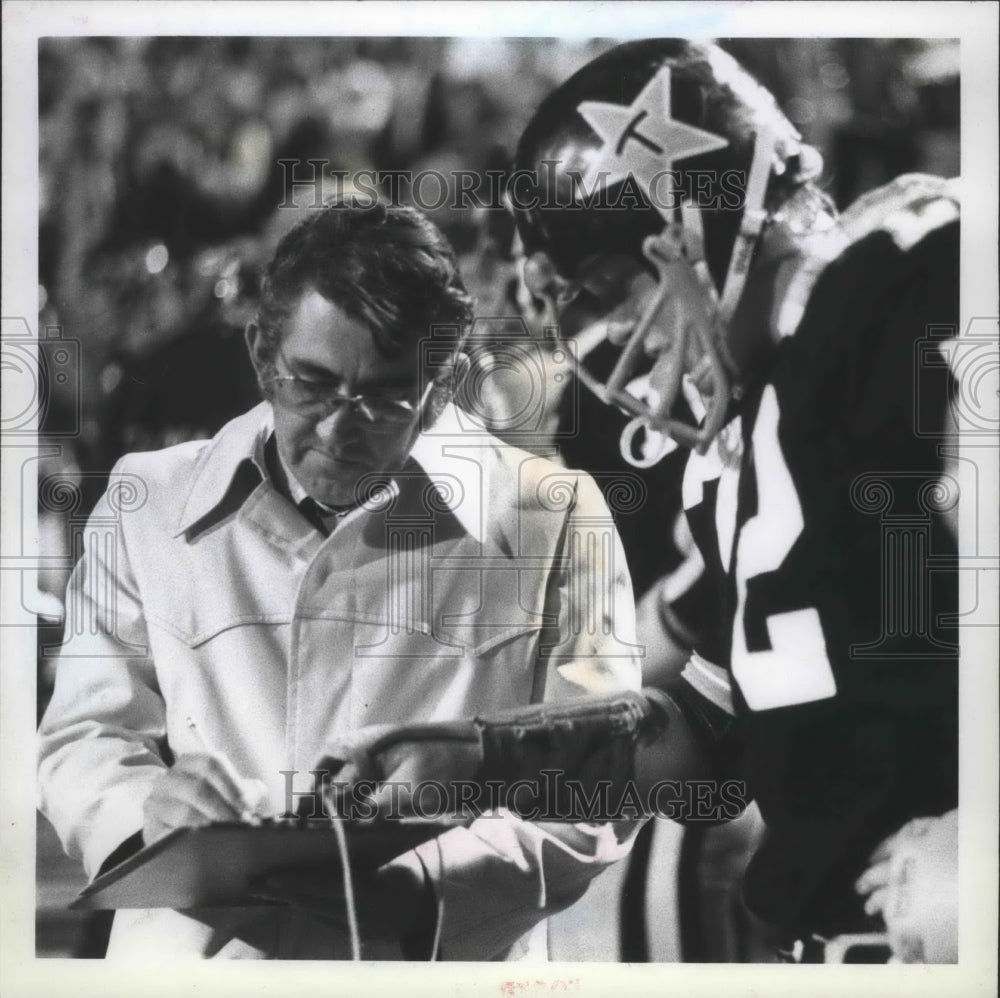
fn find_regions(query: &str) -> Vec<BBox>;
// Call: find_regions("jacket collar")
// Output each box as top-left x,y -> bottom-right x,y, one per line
173,402 -> 272,537
407,403 -> 487,544
173,401 -> 487,543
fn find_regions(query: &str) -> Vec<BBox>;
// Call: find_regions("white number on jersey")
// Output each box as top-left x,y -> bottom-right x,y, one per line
731,385 -> 837,710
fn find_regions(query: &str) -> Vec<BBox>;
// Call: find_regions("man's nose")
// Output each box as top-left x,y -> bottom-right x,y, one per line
314,403 -> 362,443
522,251 -> 570,302
606,318 -> 636,346
644,324 -> 672,357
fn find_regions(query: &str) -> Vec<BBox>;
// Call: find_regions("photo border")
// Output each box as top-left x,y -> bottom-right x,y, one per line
3,2 -> 997,995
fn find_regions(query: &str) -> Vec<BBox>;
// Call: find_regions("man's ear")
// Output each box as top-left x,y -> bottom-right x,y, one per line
420,351 -> 471,431
244,321 -> 268,385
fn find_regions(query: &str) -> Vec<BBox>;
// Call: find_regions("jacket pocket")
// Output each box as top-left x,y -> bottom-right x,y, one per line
345,616 -> 549,729
146,608 -> 294,648
431,610 -> 549,658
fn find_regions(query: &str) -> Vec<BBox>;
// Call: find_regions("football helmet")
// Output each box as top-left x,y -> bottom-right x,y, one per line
510,40 -> 808,458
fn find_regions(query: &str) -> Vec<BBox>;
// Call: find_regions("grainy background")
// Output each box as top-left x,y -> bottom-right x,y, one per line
35,35 -> 959,959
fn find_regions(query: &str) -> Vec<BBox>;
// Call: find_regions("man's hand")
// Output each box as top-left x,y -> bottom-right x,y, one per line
251,860 -> 436,946
315,721 -> 484,819
142,754 -> 269,846
855,809 -> 958,963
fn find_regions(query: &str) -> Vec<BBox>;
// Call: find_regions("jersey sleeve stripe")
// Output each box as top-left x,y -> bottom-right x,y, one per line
681,651 -> 736,716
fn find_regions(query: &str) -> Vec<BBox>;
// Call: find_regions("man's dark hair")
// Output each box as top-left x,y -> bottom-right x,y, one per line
254,197 -> 474,383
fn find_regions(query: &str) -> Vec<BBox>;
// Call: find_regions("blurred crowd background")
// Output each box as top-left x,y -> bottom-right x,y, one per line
33,35 -> 959,957
37,36 -> 959,483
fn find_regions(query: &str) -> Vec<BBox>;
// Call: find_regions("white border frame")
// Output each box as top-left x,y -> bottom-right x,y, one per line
3,3 -> 997,996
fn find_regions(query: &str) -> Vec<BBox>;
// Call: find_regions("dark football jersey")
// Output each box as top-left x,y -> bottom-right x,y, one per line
557,337 -> 693,597
680,175 -> 960,935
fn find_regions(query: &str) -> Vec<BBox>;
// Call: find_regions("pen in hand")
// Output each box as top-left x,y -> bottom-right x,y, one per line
185,716 -> 269,826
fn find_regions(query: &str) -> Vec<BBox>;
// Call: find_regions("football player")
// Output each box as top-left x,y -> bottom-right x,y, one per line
319,40 -> 960,963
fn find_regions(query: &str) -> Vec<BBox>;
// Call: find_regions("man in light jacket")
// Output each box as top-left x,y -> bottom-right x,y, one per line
37,198 -> 642,960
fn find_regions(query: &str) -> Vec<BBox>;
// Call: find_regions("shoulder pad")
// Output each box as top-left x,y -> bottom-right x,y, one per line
839,174 -> 960,251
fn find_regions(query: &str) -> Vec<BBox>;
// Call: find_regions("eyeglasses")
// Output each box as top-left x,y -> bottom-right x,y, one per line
265,371 -> 432,425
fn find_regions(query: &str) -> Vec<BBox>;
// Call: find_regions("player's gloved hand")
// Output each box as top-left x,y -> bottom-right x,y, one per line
250,859 -> 436,946
854,809 -> 958,963
142,754 -> 270,845
313,691 -> 670,821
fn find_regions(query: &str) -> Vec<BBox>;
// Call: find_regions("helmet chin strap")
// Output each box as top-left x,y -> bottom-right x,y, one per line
719,127 -> 778,322
619,419 -> 676,468
612,127 -> 778,465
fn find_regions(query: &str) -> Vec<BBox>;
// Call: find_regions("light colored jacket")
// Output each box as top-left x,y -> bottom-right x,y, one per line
38,402 -> 642,960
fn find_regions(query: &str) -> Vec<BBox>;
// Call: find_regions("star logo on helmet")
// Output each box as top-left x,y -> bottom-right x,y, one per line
577,67 -> 729,220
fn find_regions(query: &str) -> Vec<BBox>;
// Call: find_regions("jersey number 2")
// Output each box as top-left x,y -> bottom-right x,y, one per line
731,385 -> 837,710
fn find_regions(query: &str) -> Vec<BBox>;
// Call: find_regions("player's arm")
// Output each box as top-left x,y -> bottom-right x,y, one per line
634,509 -> 709,687
318,681 -> 733,819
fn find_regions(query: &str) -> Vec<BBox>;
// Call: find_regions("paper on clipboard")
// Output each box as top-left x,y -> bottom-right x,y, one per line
70,818 -> 460,910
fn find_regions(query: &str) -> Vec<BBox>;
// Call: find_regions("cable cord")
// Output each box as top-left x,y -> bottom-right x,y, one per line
429,836 -> 446,962
329,812 -> 362,960
330,810 -> 448,962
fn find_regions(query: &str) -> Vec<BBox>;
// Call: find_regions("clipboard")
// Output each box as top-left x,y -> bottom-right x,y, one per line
70,818 -> 460,910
